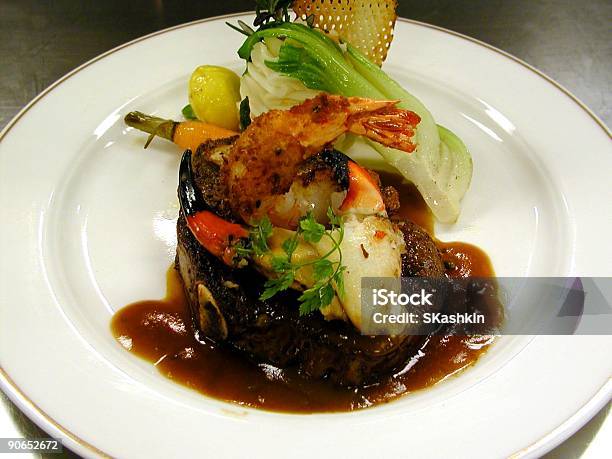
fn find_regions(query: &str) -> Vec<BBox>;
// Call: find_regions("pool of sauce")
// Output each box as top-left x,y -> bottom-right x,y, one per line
112,178 -> 502,413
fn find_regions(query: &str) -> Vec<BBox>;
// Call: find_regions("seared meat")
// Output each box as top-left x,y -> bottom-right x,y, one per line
191,137 -> 237,220
396,220 -> 445,277
177,215 -> 426,386
176,151 -> 445,386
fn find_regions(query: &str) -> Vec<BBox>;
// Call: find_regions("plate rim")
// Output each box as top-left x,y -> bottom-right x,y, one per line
0,11 -> 610,459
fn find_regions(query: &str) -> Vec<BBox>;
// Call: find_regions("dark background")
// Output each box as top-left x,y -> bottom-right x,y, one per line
0,0 -> 610,457
0,0 -> 611,130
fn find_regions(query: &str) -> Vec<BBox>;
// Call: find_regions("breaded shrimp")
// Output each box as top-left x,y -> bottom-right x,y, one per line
223,94 -> 420,224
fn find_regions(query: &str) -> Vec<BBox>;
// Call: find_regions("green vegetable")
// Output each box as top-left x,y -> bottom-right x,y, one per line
240,215 -> 273,257
239,97 -> 251,131
181,104 -> 197,120
346,44 -> 473,220
239,209 -> 346,315
237,22 -> 473,223
239,23 -> 384,98
298,214 -> 326,243
253,0 -> 293,27
226,20 -> 256,37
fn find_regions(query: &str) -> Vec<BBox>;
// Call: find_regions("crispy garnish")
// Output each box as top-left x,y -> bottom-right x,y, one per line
292,0 -> 398,66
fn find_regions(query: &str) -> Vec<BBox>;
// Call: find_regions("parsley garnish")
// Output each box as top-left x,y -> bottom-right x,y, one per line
226,0 -> 292,37
235,214 -> 272,256
253,0 -> 293,27
239,208 -> 346,315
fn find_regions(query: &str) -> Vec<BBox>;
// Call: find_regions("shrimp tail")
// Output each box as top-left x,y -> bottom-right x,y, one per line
349,107 -> 421,153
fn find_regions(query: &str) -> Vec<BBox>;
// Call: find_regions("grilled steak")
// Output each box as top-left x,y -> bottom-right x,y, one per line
175,147 -> 445,386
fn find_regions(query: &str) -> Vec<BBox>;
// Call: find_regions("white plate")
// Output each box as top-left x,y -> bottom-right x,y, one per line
0,13 -> 610,459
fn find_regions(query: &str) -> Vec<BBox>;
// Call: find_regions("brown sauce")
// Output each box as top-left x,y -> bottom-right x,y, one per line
111,178 -> 501,413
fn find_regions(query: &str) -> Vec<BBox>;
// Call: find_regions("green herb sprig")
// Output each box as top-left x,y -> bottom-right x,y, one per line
226,0 -> 293,37
239,208 -> 346,315
235,214 -> 273,258
253,0 -> 293,27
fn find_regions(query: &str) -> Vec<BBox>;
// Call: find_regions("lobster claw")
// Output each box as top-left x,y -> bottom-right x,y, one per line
339,160 -> 386,215
321,149 -> 385,216
179,150 -> 248,265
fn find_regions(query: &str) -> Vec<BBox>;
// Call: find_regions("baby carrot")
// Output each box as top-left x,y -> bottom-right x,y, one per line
124,111 -> 237,152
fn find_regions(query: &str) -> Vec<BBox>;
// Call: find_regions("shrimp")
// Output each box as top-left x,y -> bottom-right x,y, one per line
223,94 -> 420,225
